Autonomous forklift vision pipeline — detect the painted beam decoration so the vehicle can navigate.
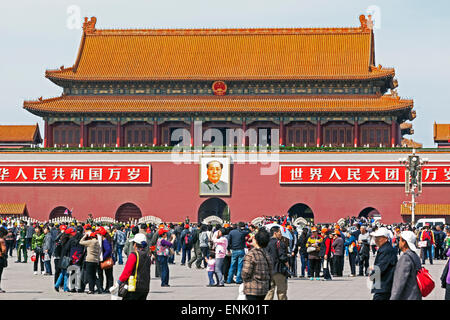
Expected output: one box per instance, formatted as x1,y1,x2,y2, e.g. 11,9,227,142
0,163,151,184
279,164,450,184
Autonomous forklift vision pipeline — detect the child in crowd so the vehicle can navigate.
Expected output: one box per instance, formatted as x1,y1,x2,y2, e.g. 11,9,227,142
205,252,218,287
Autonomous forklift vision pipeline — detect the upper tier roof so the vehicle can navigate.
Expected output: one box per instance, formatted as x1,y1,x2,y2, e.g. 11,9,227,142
45,15,395,82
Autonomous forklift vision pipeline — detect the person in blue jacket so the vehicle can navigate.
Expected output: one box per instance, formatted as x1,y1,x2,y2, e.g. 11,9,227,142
344,232,357,277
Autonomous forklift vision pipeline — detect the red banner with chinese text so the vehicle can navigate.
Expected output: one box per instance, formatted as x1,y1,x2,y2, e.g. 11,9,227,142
279,165,450,184
0,164,151,184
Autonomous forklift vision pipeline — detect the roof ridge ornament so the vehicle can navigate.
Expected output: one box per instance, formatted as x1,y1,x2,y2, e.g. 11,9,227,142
83,16,97,34
359,14,373,31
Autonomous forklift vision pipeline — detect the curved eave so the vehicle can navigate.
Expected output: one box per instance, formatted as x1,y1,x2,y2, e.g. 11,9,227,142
23,94,413,118
44,70,395,83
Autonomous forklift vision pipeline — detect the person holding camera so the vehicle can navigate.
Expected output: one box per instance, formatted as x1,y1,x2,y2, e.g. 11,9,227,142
265,226,289,300
241,228,273,300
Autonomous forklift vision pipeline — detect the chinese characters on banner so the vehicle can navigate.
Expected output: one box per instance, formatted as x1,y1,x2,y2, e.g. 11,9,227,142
0,164,151,184
279,165,450,184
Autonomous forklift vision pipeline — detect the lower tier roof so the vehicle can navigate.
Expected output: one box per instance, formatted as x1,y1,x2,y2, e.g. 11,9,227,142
24,94,413,116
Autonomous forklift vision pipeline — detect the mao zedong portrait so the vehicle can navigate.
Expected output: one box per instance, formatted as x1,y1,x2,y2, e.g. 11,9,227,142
200,160,229,194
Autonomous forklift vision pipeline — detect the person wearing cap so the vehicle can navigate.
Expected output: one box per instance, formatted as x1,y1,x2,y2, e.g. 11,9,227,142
15,221,28,263
54,228,76,292
331,230,344,277
180,224,193,266
319,229,333,280
369,227,398,300
79,228,101,294
419,225,435,265
96,226,114,294
156,228,175,287
306,227,322,281
344,231,358,277
117,233,151,300
390,231,422,300
124,226,140,257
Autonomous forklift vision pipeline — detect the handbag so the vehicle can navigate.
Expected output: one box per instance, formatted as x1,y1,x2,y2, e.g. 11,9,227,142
440,260,449,289
418,241,428,248
307,246,316,253
406,252,435,297
0,244,7,268
100,257,114,270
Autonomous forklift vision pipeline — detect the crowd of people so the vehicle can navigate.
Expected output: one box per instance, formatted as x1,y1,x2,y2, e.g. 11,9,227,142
0,215,449,300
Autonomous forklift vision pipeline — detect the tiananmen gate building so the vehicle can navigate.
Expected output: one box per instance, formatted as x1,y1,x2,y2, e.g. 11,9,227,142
1,14,449,224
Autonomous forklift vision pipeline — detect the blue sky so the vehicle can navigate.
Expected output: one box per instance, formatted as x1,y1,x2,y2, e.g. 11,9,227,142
1,0,449,147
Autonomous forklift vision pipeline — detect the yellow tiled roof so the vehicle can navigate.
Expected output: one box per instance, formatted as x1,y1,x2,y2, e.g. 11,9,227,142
0,203,27,215
401,138,422,148
433,123,450,141
0,124,41,143
401,204,450,216
45,16,395,81
24,94,413,114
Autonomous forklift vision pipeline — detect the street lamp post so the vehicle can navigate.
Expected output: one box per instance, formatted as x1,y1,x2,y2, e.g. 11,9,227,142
400,149,427,226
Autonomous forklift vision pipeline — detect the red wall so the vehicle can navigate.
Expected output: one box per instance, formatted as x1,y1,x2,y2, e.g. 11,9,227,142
1,159,449,224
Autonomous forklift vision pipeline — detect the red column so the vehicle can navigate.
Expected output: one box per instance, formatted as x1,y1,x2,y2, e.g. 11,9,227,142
391,121,396,147
80,121,85,147
116,121,121,147
44,120,48,148
279,121,284,146
242,121,247,147
153,122,158,146
49,123,53,147
316,121,322,147
354,122,359,147
190,121,194,146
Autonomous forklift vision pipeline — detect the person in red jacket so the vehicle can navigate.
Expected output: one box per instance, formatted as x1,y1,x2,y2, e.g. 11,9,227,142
321,229,333,280
419,224,435,265
117,233,151,300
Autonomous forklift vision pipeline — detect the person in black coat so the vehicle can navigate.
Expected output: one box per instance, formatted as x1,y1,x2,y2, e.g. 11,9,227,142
369,227,398,300
298,228,310,278
265,226,289,300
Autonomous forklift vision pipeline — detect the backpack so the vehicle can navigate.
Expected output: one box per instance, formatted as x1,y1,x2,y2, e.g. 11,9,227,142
406,251,435,297
184,231,193,247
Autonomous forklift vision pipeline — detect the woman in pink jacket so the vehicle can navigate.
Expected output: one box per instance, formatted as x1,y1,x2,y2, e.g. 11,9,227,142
213,228,228,287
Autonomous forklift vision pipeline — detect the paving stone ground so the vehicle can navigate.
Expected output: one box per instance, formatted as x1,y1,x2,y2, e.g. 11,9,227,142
0,250,447,300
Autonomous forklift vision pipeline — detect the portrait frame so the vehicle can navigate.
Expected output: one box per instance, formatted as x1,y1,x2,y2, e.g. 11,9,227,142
199,156,231,196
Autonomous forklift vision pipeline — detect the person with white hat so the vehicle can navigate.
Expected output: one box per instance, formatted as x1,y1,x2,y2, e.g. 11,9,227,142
390,231,422,300
369,227,398,300
117,233,151,300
